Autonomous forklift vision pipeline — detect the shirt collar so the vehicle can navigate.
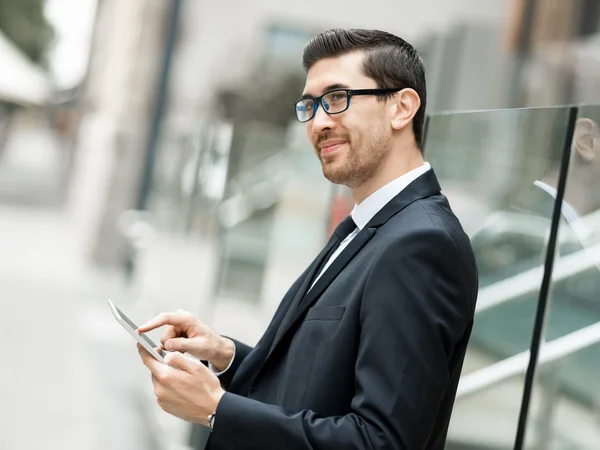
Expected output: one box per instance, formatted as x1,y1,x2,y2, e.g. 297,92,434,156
533,180,580,224
350,162,432,230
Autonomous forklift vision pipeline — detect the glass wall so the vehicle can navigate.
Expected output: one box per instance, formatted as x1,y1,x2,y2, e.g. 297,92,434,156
424,106,574,449
522,104,600,450
425,105,600,449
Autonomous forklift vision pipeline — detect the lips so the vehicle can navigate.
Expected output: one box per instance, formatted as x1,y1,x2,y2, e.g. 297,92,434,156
319,141,346,154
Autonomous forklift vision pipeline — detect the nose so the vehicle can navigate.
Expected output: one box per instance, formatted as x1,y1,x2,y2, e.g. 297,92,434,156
310,103,337,134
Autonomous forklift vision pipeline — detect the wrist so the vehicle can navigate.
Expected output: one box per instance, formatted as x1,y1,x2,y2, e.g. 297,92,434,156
205,387,225,429
212,338,235,372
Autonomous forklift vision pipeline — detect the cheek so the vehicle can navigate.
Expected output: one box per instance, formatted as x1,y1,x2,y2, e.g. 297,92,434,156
340,120,361,147
336,117,356,140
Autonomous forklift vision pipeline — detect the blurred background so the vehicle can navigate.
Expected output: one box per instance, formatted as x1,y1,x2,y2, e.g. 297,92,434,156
1,0,600,449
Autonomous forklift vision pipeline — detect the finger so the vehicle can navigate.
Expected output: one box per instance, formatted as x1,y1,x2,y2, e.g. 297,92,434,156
164,351,201,374
160,325,178,347
137,311,190,333
163,336,204,353
137,343,167,375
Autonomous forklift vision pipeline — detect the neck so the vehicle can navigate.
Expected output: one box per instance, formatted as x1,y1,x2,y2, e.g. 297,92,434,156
351,144,424,204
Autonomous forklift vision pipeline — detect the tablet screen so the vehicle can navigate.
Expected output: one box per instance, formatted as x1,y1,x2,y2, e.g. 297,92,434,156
113,302,167,358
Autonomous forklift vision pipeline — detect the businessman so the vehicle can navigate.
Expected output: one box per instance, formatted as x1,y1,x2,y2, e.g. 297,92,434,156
137,28,478,449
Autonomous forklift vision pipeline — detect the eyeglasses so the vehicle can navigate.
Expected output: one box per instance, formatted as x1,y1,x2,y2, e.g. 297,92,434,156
294,88,403,123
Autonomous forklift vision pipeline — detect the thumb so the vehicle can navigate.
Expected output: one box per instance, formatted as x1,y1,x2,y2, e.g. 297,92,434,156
164,351,198,373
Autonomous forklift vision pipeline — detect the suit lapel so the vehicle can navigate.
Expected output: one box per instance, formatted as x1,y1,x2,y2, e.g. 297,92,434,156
299,228,375,312
271,235,340,348
266,227,376,361
231,236,341,395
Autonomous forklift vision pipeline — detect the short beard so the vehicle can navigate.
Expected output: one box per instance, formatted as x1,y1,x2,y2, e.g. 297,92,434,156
322,127,389,188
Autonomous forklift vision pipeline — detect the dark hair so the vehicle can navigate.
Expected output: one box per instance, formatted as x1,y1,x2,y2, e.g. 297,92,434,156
302,28,427,150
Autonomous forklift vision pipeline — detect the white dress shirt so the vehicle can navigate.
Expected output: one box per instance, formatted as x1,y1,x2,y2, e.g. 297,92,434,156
309,162,432,290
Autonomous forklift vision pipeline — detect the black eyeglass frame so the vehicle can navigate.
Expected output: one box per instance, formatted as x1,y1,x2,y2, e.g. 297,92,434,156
294,88,404,123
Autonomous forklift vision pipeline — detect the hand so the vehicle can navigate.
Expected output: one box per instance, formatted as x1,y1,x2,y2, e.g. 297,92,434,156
137,310,235,371
137,343,225,425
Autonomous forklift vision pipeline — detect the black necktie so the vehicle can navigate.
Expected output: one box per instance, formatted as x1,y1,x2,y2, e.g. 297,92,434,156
332,215,357,242
305,215,357,295
307,215,357,288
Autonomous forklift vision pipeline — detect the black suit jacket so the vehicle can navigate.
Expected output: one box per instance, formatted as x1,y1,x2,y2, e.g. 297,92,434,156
207,169,478,450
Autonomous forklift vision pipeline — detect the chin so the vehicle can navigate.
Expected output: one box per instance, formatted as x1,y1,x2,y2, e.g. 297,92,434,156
322,167,353,186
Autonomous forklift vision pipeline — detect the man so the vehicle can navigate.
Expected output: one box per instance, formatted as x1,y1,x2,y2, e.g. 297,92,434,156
137,28,478,449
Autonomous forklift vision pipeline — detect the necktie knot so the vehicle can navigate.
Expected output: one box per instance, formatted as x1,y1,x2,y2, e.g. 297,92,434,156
333,215,357,241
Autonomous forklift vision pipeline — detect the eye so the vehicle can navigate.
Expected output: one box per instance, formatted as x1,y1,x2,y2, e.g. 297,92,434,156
297,100,314,112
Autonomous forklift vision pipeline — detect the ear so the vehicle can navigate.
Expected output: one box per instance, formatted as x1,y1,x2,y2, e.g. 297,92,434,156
573,118,597,163
389,88,421,132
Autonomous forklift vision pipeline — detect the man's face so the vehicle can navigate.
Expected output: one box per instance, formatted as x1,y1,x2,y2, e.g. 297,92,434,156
578,118,600,210
573,118,600,177
303,51,391,188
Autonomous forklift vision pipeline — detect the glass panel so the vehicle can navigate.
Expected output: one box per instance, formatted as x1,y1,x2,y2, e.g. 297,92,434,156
213,121,298,303
209,120,334,337
523,105,600,449
423,106,574,449
148,121,234,236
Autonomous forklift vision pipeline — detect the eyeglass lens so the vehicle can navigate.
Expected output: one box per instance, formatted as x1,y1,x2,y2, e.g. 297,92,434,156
295,90,349,122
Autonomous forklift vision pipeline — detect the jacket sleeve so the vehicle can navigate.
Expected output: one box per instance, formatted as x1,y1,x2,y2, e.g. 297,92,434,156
208,227,475,450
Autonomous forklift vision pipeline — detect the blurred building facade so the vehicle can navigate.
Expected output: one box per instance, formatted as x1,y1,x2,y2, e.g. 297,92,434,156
68,0,510,268
69,0,600,270
57,1,600,449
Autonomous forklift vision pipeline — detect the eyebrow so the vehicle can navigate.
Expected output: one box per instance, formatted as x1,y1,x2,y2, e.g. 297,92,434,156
301,83,351,100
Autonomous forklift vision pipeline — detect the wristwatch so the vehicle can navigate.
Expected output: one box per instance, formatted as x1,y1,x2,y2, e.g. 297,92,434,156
207,411,216,430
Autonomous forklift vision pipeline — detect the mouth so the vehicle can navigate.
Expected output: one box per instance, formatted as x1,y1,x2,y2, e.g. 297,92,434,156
319,141,346,155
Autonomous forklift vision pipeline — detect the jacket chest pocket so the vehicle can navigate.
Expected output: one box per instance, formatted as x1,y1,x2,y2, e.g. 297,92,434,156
291,305,347,351
305,305,346,321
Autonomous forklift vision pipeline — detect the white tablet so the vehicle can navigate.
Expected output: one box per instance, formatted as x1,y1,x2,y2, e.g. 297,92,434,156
108,299,168,364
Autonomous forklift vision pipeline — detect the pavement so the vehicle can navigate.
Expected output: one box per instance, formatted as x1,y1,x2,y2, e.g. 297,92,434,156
0,124,175,450
0,204,160,450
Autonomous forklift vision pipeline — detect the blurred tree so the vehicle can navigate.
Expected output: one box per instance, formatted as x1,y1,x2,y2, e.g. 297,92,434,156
0,0,54,162
0,0,54,66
